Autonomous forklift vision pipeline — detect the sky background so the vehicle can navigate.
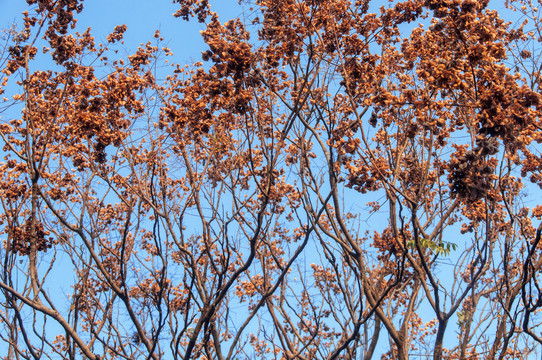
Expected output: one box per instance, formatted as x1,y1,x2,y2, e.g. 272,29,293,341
0,0,537,357
0,0,247,65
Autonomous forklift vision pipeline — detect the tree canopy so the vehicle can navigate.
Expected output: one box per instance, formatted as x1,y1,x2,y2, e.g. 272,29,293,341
1,0,542,359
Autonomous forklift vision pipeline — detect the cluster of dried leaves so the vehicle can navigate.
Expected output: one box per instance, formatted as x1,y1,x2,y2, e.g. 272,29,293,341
1,0,542,359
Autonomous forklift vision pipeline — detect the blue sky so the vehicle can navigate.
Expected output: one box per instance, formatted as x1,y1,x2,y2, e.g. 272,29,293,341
0,0,537,358
0,0,245,64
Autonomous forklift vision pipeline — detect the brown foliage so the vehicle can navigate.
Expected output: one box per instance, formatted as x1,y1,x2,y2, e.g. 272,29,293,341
1,0,542,359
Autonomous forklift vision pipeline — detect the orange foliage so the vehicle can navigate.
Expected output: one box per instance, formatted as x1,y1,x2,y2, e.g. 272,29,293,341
1,0,542,359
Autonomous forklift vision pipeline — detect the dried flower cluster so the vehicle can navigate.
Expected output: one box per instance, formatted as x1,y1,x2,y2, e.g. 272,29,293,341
1,0,542,359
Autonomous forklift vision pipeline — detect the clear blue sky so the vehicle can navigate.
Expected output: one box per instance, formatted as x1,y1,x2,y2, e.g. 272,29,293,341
0,0,533,358
0,0,245,64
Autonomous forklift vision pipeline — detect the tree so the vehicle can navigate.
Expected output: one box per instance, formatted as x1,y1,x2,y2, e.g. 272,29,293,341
1,0,542,359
